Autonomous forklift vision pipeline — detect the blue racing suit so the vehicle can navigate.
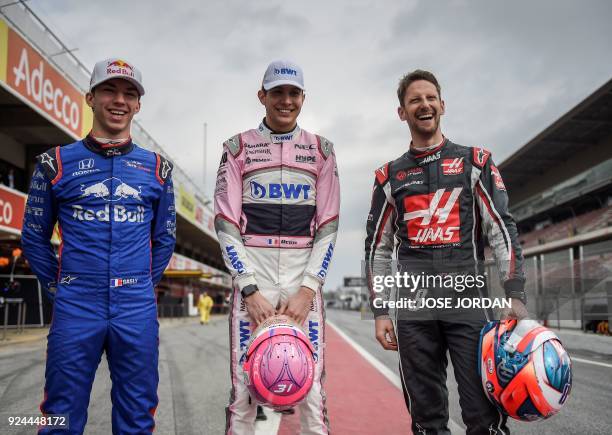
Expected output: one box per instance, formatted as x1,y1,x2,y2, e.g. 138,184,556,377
21,135,176,434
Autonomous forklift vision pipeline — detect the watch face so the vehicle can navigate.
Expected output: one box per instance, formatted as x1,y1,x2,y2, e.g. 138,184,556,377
241,285,258,298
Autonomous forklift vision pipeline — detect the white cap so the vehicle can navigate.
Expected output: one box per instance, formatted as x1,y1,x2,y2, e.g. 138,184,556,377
262,60,304,91
89,58,145,96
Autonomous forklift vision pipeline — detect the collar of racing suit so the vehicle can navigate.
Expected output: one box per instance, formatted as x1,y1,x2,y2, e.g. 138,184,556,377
409,136,447,157
83,134,135,157
257,118,301,144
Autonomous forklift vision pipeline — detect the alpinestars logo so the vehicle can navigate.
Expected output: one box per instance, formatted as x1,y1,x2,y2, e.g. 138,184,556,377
40,153,55,170
161,160,172,178
403,187,462,246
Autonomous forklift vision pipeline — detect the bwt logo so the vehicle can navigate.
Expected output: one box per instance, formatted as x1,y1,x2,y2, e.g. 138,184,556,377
309,320,319,361
239,320,251,364
317,243,334,279
226,245,245,273
271,133,293,142
250,181,311,200
274,67,297,76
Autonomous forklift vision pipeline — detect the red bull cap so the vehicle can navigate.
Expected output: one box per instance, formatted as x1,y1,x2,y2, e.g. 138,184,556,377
90,57,145,96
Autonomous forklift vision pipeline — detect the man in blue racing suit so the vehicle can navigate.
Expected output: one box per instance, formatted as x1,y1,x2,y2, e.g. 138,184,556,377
21,58,176,434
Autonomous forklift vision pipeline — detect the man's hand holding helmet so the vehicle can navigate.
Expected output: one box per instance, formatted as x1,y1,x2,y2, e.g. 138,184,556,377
244,290,276,326
278,286,316,326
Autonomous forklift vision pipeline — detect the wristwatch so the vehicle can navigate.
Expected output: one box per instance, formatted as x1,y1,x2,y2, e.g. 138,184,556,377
241,284,259,299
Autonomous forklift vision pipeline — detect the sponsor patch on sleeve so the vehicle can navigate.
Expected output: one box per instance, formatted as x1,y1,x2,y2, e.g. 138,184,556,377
375,163,390,185
491,165,506,190
37,147,61,183
155,154,173,185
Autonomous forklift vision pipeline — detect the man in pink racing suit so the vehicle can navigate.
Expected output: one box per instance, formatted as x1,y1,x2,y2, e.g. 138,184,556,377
214,60,340,435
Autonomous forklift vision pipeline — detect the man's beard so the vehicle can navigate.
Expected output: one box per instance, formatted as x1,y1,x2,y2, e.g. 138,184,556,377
411,115,440,136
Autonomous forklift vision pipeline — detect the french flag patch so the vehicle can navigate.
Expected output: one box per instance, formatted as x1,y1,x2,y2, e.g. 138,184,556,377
110,278,138,287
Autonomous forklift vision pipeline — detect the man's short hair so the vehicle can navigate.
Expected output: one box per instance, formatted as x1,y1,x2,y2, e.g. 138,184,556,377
397,70,441,106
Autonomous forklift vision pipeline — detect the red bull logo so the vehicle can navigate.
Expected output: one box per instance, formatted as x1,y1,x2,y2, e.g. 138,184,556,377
72,204,145,223
114,183,142,201
80,177,142,202
81,181,109,198
107,60,133,69
106,59,134,77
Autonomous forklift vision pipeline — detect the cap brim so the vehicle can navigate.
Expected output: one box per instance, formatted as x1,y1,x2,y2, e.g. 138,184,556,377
262,79,304,91
90,75,145,96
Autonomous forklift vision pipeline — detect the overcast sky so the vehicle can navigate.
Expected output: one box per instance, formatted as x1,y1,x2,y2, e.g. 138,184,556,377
28,0,612,289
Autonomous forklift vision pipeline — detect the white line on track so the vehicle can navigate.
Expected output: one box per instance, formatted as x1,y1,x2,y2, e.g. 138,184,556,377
327,320,464,434
327,320,401,389
571,356,612,368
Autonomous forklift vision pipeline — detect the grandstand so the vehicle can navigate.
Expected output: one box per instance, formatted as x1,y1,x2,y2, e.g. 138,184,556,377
486,77,612,330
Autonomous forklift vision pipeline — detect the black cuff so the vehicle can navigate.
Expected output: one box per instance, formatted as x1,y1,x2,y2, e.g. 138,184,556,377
370,303,389,318
504,279,526,304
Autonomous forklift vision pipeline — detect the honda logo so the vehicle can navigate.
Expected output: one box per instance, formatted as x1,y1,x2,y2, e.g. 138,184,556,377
78,158,94,170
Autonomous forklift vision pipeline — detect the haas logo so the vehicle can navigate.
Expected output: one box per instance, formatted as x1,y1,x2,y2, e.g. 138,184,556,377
404,187,462,246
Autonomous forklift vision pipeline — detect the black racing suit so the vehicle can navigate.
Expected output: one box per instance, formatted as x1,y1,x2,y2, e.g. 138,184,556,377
365,139,525,435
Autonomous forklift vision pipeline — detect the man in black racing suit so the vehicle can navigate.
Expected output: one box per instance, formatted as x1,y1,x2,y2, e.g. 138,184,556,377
365,70,527,435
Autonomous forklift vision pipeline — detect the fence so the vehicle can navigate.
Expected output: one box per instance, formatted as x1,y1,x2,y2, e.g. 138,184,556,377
0,274,47,327
486,238,612,329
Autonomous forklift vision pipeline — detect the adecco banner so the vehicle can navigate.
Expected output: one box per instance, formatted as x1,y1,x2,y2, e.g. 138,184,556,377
178,183,197,221
0,19,92,138
0,185,26,236
177,184,216,236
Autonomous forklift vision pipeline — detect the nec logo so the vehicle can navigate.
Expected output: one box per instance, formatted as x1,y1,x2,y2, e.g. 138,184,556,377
250,181,311,200
403,187,462,245
441,158,464,175
295,144,315,150
274,67,297,76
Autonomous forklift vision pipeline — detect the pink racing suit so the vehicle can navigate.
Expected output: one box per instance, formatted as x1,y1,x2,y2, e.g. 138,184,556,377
214,121,340,435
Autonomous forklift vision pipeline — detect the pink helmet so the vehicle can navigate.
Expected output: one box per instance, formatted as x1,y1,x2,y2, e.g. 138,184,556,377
243,315,315,410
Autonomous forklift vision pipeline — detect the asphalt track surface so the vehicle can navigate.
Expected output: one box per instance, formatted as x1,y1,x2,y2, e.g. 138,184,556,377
327,309,612,435
0,312,610,434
